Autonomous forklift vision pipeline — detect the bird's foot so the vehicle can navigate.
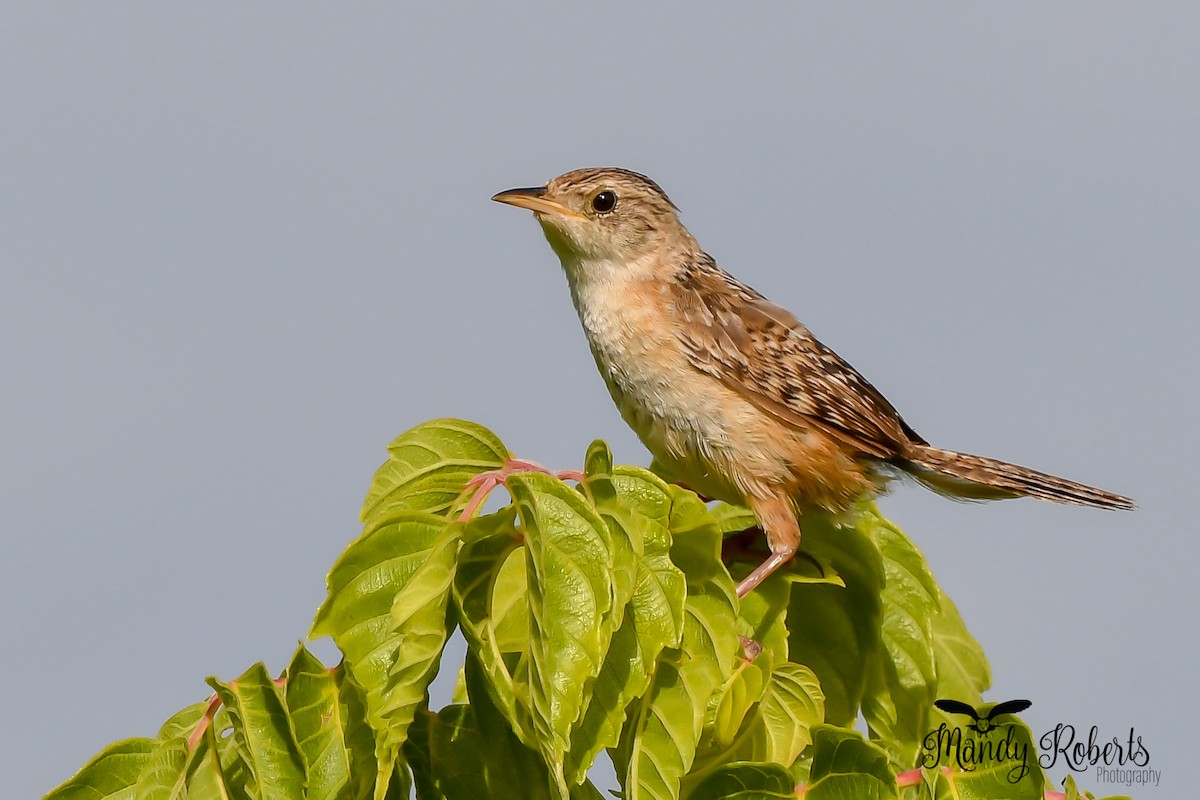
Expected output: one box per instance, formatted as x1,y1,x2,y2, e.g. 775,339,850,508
459,458,584,521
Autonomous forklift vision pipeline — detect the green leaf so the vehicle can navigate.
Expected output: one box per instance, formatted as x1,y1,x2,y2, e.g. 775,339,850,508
361,418,508,522
688,762,796,799
122,705,218,800
929,593,990,717
44,739,155,800
313,419,508,796
206,663,306,800
489,535,533,653
618,487,740,800
607,468,688,654
154,702,210,741
566,450,688,784
310,511,459,795
450,509,528,743
407,704,546,800
785,508,886,727
663,487,740,604
210,707,254,800
700,655,772,766
754,662,825,766
383,519,460,730
134,722,235,800
580,443,641,613
509,474,619,793
283,646,350,800
566,609,651,786
404,656,605,800
803,725,897,800
861,511,940,768
689,655,824,794
333,668,378,800
132,734,193,800
186,727,238,800
706,502,759,536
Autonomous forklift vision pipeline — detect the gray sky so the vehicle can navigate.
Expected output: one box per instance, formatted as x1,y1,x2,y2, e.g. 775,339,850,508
3,4,1195,797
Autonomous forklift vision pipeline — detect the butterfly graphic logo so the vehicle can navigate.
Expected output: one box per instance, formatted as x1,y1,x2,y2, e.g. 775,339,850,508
934,698,1032,735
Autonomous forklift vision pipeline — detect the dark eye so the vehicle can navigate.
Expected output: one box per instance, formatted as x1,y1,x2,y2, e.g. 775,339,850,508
591,190,617,213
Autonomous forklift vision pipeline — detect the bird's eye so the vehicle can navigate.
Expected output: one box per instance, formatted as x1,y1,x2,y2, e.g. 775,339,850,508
591,190,618,214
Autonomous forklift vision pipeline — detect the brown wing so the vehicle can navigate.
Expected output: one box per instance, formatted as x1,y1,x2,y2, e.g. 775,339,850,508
673,256,923,459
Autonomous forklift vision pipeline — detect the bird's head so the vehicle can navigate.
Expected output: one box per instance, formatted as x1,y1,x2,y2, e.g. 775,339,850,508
492,167,696,279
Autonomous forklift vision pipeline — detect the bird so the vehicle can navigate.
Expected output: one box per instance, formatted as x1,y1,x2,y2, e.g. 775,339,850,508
934,699,1033,735
491,167,1133,598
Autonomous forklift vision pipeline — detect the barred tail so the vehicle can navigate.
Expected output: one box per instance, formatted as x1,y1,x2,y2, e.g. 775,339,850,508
903,445,1135,510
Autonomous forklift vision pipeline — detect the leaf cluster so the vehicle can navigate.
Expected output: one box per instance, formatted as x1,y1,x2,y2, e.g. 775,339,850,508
46,419,1133,800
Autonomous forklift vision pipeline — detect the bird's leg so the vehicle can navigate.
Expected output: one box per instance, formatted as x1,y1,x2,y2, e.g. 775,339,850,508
459,458,584,522
735,493,800,598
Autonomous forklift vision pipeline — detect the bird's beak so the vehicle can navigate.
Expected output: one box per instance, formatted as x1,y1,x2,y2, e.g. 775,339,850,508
491,186,586,219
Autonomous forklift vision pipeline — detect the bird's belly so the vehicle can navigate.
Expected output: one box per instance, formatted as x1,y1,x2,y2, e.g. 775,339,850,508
591,336,821,505
606,367,751,503
616,376,873,510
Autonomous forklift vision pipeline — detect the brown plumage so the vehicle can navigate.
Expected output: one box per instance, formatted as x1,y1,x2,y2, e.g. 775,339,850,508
493,167,1133,597
672,253,1133,511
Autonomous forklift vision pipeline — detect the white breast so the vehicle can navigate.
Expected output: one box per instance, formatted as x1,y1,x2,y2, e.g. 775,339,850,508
562,263,761,501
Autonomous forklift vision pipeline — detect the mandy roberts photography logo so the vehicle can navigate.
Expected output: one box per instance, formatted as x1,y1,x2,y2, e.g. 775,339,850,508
923,698,1159,789
922,699,1034,783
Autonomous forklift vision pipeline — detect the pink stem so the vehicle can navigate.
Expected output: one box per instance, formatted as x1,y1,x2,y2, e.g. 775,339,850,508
458,475,501,522
457,459,585,523
185,693,223,752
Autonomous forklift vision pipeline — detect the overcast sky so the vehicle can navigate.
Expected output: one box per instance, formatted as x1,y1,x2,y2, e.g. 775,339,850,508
3,4,1196,797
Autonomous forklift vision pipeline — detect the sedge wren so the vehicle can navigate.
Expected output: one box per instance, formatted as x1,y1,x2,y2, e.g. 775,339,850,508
493,167,1133,598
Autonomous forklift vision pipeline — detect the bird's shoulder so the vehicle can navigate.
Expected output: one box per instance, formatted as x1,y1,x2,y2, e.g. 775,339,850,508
669,254,922,458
